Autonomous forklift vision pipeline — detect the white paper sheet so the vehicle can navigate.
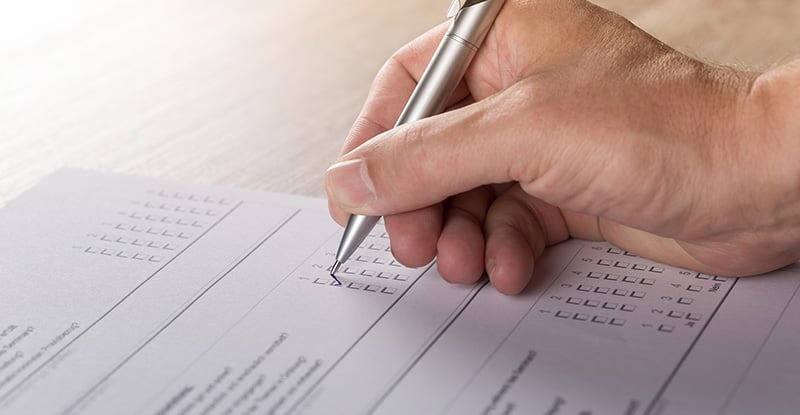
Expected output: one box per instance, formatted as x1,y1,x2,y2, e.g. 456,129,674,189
0,169,797,415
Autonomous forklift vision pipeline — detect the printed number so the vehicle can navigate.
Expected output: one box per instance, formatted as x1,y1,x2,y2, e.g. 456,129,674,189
651,309,664,315
550,296,563,301
312,264,324,269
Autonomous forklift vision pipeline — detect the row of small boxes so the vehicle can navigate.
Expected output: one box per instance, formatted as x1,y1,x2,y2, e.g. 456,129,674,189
122,211,207,227
312,278,398,295
154,191,232,205
84,246,164,263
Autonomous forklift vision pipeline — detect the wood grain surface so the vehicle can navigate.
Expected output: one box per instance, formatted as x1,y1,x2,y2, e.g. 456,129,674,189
1,0,799,205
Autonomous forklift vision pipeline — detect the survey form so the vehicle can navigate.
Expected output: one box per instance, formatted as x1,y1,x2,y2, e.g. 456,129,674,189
0,169,798,415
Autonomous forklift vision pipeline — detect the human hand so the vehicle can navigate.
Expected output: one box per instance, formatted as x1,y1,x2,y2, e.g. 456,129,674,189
325,0,800,294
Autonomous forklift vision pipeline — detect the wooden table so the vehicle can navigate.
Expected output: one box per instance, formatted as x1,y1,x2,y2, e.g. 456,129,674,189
2,0,799,206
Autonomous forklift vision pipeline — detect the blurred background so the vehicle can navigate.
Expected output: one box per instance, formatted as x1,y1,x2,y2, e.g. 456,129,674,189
1,0,799,205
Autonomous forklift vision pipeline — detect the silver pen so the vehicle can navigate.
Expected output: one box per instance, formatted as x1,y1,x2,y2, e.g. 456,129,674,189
331,0,506,278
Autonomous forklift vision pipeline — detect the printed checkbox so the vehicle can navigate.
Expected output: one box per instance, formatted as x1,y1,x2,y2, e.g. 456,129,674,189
687,313,702,321
621,304,636,312
598,259,613,266
177,219,191,226
614,261,630,269
342,267,357,275
577,285,593,292
573,313,589,321
696,273,711,280
556,311,572,319
594,286,610,294
364,285,380,292
632,264,647,271
592,316,608,324
132,239,146,246
650,266,664,273
630,291,646,299
587,272,603,279
610,318,626,326
162,229,177,237
100,235,113,242
640,278,655,286
389,260,402,267
177,232,192,239
313,278,328,285
376,272,392,279
191,221,204,228
604,274,620,281
602,302,619,310
355,255,371,263
160,217,175,224
149,255,163,262
164,244,178,251
622,276,638,283
668,310,685,318
567,297,583,305
381,287,397,295
347,282,363,290
117,251,132,258
205,210,217,217
372,257,388,265
677,297,694,305
367,243,383,251
147,227,163,235
116,224,130,231
394,274,409,281
116,237,131,244
100,249,115,256
584,300,600,308
360,269,376,277
148,241,165,249
607,247,622,254
713,276,726,282
658,324,675,333
612,288,629,296
687,285,702,292
133,253,147,260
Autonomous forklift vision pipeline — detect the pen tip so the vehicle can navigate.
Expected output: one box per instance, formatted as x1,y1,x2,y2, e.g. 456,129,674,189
330,260,342,285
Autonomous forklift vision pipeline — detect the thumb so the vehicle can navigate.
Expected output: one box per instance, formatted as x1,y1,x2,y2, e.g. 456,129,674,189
325,89,547,216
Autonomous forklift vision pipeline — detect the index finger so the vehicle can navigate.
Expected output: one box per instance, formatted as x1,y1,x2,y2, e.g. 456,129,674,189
340,21,472,155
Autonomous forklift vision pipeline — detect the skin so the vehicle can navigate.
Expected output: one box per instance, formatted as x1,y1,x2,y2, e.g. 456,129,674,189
325,0,800,295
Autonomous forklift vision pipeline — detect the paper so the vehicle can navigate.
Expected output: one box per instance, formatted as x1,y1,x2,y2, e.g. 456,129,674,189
0,169,798,415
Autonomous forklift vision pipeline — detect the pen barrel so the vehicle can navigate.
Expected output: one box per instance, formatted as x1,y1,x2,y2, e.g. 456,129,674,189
395,0,504,126
336,214,381,262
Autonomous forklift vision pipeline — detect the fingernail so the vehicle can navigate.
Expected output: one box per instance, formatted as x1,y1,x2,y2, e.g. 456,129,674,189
486,259,496,277
326,158,376,208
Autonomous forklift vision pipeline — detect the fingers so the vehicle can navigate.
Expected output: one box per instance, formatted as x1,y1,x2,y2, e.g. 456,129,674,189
484,186,569,295
384,205,442,268
436,186,495,284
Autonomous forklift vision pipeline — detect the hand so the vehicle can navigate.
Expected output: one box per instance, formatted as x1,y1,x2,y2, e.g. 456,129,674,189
325,0,800,294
